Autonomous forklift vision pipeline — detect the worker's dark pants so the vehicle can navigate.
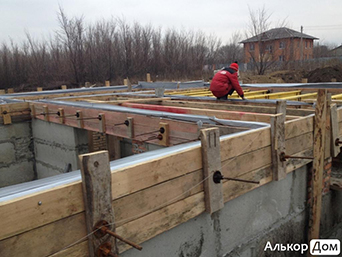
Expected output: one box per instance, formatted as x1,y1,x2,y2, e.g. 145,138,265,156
216,89,235,100
216,94,228,100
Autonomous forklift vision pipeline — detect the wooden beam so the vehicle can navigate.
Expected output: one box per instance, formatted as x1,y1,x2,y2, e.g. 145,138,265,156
271,100,286,181
99,113,106,133
61,85,67,90
79,151,117,257
127,117,134,138
309,89,327,242
200,127,224,214
330,104,340,157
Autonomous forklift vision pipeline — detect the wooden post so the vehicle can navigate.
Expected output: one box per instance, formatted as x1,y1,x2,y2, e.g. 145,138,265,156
43,105,49,122
37,87,43,91
324,94,332,159
200,127,224,214
1,105,12,125
58,108,65,124
302,78,308,83
7,88,14,94
61,85,67,90
330,104,340,157
99,113,106,133
146,73,151,82
331,78,337,82
107,135,121,160
158,122,170,146
0,89,5,95
271,100,286,181
105,81,110,87
127,117,134,138
123,79,128,86
309,89,327,242
30,104,36,118
77,110,84,128
127,78,132,92
79,151,118,257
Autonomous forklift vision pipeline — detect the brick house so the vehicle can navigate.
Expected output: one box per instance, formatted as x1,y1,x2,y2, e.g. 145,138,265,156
240,27,318,64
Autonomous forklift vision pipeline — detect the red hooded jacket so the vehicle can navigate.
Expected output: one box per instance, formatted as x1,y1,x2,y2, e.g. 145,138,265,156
210,67,244,98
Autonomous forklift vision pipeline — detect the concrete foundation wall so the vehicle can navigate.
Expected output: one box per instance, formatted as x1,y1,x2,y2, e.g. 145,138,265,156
0,122,35,187
32,119,88,178
121,165,342,257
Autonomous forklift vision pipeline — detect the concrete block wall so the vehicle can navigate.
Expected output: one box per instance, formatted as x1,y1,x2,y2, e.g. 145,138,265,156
121,165,342,257
32,119,88,178
0,122,35,187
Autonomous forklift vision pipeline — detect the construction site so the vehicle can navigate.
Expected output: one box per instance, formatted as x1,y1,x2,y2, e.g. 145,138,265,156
1,78,342,257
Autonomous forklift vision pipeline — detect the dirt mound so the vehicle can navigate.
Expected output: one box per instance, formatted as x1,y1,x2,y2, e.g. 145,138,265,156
306,66,342,83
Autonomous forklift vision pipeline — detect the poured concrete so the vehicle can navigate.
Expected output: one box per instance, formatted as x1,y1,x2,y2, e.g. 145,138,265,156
32,119,88,178
0,122,35,187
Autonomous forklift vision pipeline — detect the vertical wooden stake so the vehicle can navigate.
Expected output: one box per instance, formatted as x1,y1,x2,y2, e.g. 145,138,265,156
127,117,134,138
30,104,36,118
330,104,340,157
77,110,84,128
99,113,106,133
7,88,14,94
201,127,224,214
146,73,151,82
61,85,67,90
0,89,5,95
324,94,332,159
105,81,110,87
271,100,286,181
43,105,49,122
309,89,327,242
127,78,132,92
37,87,43,91
1,105,12,125
79,151,117,257
123,79,128,86
58,108,65,124
159,122,170,146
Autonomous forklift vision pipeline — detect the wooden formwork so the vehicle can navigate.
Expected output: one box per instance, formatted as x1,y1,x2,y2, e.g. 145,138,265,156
0,88,341,256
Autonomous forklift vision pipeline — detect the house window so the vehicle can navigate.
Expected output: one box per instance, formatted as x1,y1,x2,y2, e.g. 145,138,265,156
250,43,255,51
305,41,308,48
279,55,285,61
279,42,285,49
266,45,273,53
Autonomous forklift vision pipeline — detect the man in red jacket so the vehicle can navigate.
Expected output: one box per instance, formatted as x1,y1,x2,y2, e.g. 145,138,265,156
210,62,246,100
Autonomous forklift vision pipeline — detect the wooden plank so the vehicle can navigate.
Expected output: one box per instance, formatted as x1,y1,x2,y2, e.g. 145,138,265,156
200,128,224,214
330,104,340,157
285,115,314,139
50,241,88,257
127,117,134,138
0,211,87,257
271,101,286,181
309,89,327,242
116,192,205,252
220,127,271,162
161,100,314,116
77,110,84,128
79,151,117,256
114,169,203,227
122,102,279,123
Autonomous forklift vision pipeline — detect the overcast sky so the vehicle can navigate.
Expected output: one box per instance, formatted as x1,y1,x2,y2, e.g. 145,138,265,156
1,0,342,47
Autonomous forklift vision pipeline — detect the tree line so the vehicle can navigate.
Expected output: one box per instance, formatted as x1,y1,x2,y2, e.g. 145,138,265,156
0,9,243,90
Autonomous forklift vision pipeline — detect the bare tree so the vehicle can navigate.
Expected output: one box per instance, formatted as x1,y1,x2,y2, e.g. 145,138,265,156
244,6,287,74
